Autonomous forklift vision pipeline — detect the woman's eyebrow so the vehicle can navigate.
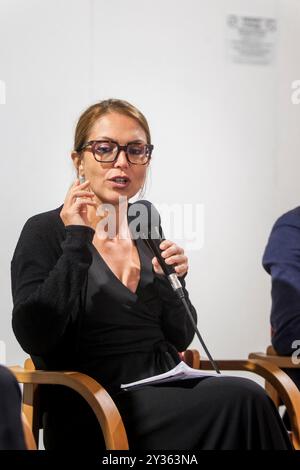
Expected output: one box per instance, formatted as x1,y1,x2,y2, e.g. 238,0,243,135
93,136,115,142
95,137,146,144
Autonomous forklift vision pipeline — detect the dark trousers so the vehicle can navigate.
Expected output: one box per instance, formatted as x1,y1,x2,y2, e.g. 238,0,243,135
0,365,26,450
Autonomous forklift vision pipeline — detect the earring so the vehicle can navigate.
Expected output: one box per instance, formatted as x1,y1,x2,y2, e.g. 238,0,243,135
78,163,85,184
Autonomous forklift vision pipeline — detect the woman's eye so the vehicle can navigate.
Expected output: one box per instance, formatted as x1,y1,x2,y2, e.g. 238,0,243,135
129,146,144,155
95,144,113,154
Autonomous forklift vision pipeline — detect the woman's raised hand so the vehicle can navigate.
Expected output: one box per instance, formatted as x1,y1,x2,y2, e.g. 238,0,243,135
60,179,97,227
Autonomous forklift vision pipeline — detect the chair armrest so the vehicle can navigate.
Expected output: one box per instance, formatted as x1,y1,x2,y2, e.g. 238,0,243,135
249,352,299,368
182,349,200,368
198,358,300,450
9,366,128,450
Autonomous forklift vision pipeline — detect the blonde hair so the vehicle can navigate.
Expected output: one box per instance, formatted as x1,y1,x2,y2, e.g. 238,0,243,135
74,98,151,152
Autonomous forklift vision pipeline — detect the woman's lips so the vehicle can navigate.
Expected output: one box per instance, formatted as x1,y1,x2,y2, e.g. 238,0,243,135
107,179,130,189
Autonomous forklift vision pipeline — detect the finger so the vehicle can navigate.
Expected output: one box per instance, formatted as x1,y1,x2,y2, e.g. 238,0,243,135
73,178,90,188
65,185,94,207
72,190,95,199
75,199,97,208
64,179,90,202
175,264,188,276
68,179,91,193
159,240,172,250
164,254,187,265
70,180,94,197
161,244,184,259
152,257,164,274
70,178,89,189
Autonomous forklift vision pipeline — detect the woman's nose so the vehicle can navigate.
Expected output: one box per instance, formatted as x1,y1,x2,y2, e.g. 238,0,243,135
113,150,129,168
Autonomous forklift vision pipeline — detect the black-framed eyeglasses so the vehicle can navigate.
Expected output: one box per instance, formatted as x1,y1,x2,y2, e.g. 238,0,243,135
78,140,153,165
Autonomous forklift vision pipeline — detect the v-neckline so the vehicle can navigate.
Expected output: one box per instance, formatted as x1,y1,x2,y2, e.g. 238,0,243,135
91,237,145,297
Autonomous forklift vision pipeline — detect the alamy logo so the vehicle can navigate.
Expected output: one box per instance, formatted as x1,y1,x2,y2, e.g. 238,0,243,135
291,340,300,365
94,198,205,251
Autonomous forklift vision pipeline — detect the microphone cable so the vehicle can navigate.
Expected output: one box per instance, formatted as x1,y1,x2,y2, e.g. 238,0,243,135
142,236,221,375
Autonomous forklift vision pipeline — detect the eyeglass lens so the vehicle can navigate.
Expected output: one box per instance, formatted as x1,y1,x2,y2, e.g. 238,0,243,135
92,141,150,164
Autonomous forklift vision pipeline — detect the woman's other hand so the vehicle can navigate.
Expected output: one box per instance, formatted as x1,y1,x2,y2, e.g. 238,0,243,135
60,179,97,227
152,240,188,277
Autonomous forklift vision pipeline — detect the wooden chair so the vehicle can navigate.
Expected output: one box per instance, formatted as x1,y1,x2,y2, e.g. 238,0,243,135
10,358,128,450
21,411,37,450
249,346,300,416
9,349,300,450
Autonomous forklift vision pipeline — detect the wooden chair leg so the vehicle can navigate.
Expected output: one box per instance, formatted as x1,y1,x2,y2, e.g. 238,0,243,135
21,411,37,450
22,383,40,448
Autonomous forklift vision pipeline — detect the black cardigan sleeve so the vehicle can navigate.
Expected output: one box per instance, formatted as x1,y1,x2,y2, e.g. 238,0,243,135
11,216,95,356
155,273,198,352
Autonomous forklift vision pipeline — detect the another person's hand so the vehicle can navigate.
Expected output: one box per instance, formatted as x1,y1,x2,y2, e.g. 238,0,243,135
60,179,97,227
152,240,188,277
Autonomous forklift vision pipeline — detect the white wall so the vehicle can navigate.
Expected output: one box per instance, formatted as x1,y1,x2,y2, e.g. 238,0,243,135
276,0,300,215
0,0,299,367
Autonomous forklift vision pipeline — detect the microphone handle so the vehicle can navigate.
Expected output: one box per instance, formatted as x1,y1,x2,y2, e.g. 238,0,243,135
143,236,175,277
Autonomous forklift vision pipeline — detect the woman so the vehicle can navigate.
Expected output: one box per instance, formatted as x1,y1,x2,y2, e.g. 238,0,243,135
11,99,291,450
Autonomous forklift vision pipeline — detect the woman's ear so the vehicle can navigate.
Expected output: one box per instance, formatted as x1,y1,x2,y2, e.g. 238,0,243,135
71,151,83,176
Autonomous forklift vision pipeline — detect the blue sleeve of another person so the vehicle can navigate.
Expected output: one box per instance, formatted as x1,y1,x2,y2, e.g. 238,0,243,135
263,207,300,355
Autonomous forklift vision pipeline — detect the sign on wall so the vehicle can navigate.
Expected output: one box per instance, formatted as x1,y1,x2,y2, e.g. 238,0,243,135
226,15,277,65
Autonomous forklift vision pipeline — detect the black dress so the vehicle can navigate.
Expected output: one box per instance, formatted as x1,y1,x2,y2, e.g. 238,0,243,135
11,205,291,450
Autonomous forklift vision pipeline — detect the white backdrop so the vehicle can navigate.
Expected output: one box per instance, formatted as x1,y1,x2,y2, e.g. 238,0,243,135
1,0,300,367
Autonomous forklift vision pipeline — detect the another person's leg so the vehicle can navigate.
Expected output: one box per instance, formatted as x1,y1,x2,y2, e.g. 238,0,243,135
0,365,26,450
281,369,300,430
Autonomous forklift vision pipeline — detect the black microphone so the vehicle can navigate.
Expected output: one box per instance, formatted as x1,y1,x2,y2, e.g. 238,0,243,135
128,199,184,298
145,234,186,298
128,199,221,374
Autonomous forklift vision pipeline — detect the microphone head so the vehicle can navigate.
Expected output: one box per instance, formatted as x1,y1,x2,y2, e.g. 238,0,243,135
128,199,162,240
129,200,176,276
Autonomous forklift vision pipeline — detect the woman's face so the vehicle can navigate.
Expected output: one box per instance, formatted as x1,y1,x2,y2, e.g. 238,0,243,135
74,112,149,205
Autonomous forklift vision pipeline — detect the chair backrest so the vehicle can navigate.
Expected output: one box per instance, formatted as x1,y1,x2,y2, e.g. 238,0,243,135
181,349,200,369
